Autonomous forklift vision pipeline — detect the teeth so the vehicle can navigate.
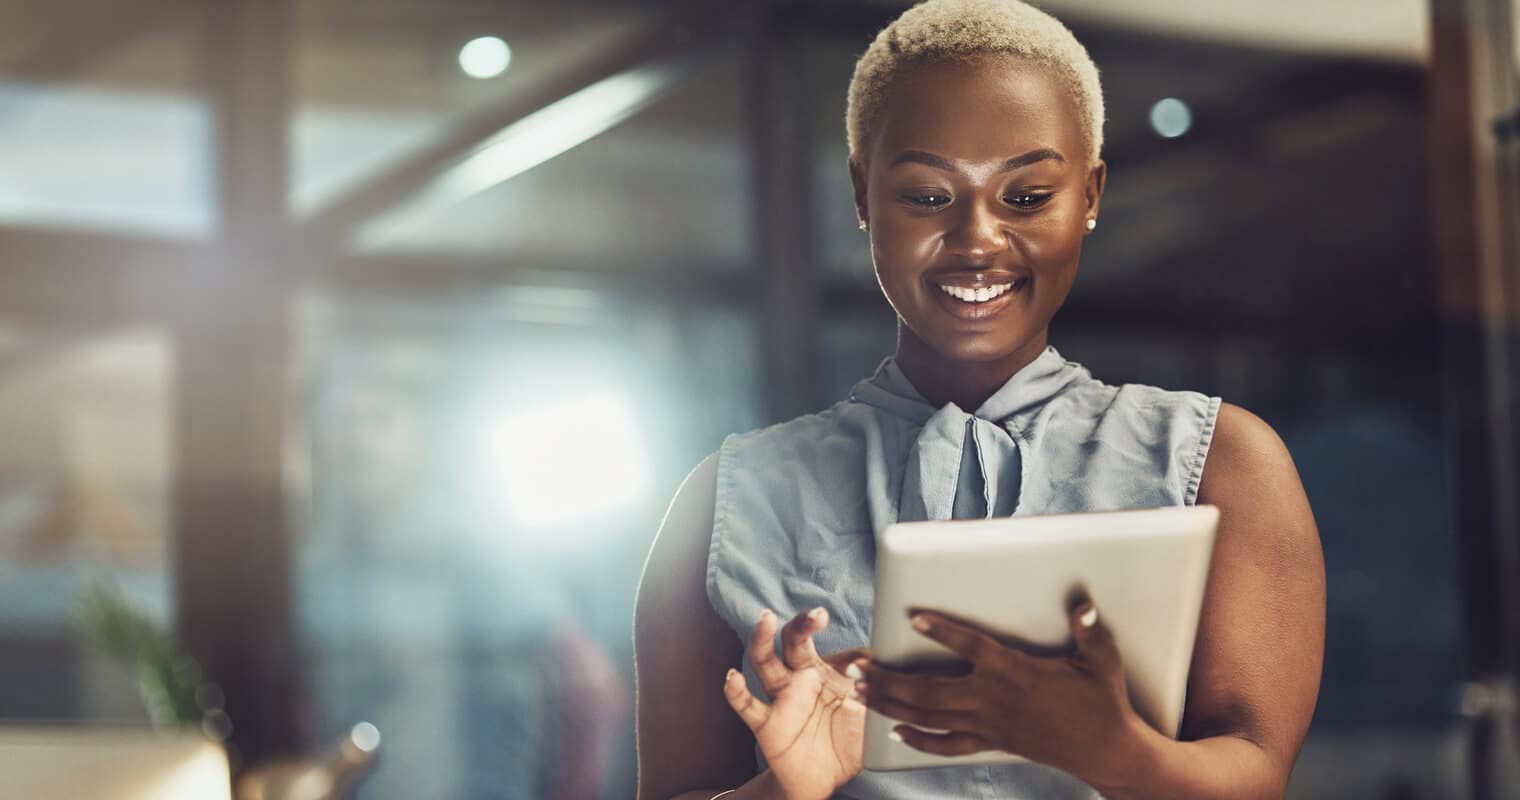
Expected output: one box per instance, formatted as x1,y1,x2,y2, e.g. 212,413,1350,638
937,281,1016,303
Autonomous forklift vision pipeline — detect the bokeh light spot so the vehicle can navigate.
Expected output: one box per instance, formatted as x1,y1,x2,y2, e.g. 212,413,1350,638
459,36,511,79
1149,97,1192,139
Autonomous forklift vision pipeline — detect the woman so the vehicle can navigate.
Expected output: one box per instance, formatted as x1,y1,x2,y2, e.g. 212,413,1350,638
636,1,1324,798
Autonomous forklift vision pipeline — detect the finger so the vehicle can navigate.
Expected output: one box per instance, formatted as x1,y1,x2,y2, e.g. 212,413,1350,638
1068,600,1121,675
748,609,789,689
859,662,979,712
890,725,989,757
723,668,771,732
824,648,870,695
909,612,1006,666
822,647,870,676
780,607,826,670
861,687,977,732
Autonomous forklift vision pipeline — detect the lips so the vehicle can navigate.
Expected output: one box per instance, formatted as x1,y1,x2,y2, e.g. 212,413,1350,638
928,267,1027,287
925,269,1029,320
938,280,1021,303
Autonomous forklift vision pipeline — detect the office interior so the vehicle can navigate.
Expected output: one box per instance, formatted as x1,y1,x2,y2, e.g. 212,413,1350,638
0,0,1517,798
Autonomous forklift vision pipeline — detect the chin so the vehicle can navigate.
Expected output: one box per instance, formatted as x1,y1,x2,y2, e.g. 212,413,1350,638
923,330,1032,364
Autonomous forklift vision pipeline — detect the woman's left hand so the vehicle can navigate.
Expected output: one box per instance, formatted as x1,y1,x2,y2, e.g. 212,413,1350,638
856,599,1145,787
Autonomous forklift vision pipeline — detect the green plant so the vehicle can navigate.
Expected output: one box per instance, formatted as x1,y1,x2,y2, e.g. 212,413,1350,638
76,582,225,733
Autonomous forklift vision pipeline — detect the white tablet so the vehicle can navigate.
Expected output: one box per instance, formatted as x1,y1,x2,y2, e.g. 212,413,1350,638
864,505,1219,771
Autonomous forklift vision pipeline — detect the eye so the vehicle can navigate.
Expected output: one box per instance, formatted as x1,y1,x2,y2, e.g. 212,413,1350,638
1005,192,1053,210
900,192,951,209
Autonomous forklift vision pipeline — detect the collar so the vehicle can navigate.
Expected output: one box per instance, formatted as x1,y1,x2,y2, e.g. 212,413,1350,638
847,346,1086,523
849,345,1083,430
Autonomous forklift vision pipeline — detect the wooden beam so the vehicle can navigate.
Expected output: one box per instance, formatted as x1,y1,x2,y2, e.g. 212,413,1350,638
747,9,822,424
1428,1,1520,794
174,0,300,768
298,23,710,259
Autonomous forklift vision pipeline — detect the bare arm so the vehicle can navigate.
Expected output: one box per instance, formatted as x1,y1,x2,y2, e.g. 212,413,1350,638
636,455,871,800
634,455,767,800
1101,403,1326,799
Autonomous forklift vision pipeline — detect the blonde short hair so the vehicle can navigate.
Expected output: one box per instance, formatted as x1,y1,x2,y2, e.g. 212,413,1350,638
846,0,1105,167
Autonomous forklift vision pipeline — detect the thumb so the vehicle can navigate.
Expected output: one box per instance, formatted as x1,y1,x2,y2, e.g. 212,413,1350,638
1068,598,1121,675
723,668,771,732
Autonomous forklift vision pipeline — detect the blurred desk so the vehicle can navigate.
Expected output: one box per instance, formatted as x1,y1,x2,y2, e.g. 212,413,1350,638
0,726,230,800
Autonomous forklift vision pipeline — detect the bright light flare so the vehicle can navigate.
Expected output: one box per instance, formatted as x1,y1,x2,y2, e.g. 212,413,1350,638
490,392,650,527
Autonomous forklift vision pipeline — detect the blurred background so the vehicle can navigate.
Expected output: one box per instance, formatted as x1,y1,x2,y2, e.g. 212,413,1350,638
0,0,1517,798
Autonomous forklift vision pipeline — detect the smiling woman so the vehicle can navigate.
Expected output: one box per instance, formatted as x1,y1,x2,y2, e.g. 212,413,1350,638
635,1,1324,799
850,54,1100,393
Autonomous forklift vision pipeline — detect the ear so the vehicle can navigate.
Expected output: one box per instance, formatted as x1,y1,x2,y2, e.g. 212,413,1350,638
849,157,870,228
1083,159,1107,224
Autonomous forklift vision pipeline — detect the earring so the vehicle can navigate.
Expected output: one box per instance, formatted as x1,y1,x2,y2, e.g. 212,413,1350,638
858,219,869,231
1085,218,1097,231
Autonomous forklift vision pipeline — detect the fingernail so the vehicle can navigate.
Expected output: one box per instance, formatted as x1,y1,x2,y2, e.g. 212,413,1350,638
1080,606,1099,628
808,607,826,621
725,668,737,683
910,615,931,633
888,728,904,743
760,608,774,622
845,663,863,680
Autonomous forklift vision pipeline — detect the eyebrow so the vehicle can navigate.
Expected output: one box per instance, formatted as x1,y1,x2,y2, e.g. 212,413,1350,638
888,148,1066,171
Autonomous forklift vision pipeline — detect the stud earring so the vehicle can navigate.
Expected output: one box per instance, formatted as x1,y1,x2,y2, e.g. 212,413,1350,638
858,219,868,231
1085,218,1097,231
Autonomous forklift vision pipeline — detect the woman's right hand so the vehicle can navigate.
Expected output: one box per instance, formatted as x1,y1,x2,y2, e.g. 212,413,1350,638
722,608,866,800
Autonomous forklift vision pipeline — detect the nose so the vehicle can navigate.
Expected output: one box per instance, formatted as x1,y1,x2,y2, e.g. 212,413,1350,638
943,198,1009,260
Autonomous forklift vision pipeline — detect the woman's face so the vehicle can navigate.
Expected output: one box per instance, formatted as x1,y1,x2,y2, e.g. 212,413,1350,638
852,55,1105,366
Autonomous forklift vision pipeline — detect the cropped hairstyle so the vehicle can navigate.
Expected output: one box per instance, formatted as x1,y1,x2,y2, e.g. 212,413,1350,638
846,0,1105,167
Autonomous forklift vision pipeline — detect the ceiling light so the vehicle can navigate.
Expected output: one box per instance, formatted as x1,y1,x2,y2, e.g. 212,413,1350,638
1149,98,1192,139
459,36,511,79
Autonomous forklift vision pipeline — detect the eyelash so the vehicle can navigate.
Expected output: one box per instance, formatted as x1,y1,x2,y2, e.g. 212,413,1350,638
900,192,1053,210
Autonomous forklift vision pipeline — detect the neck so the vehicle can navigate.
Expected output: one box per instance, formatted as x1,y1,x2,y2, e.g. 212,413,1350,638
894,325,1049,411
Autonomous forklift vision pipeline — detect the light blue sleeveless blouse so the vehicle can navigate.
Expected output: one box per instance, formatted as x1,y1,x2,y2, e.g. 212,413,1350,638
706,346,1220,799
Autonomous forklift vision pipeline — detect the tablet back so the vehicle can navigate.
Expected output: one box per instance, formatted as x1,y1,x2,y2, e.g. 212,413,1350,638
864,505,1218,771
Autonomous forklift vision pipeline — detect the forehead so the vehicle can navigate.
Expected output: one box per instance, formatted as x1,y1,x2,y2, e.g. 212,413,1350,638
869,55,1084,166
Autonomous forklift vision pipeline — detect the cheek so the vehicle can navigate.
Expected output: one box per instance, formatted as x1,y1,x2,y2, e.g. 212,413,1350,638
870,225,939,288
1015,222,1085,279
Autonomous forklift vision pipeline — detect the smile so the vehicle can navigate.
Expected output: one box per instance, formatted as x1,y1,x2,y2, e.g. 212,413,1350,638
937,281,1016,303
927,275,1029,321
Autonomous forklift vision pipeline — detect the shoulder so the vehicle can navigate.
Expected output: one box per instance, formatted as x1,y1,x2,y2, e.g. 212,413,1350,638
644,453,718,577
1196,402,1321,556
1050,364,1213,427
636,454,722,644
1198,403,1299,500
1045,372,1217,454
718,400,888,481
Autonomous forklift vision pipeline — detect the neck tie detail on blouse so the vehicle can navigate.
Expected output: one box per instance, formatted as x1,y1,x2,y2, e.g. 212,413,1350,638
849,347,1080,524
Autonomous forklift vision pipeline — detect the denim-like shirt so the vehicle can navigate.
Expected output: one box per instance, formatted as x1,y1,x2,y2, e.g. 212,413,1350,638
706,346,1220,799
